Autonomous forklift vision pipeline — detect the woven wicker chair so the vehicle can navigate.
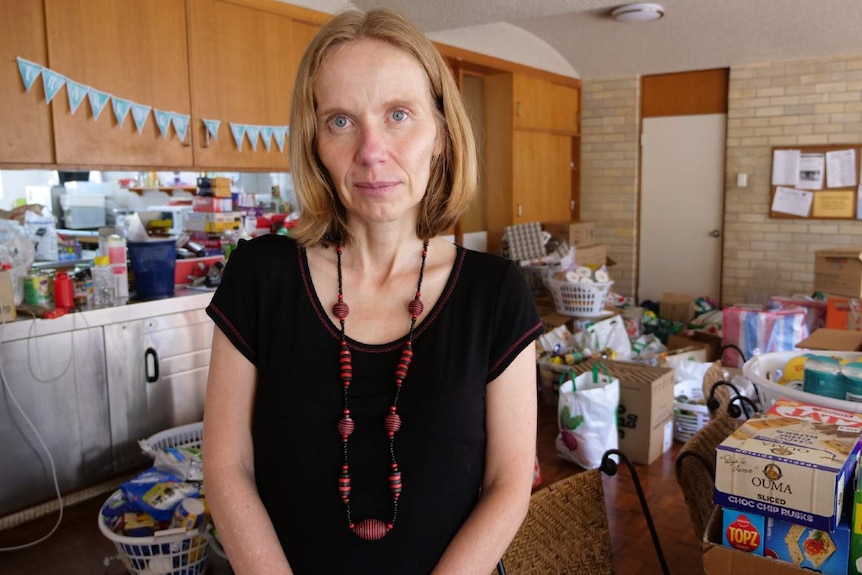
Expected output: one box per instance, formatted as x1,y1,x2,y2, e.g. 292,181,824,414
701,360,730,419
497,469,614,575
675,413,742,540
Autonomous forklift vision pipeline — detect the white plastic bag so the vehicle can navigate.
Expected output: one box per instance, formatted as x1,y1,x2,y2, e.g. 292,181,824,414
573,314,632,360
555,363,620,469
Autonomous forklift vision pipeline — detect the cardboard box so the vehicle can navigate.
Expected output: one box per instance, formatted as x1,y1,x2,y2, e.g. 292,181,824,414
796,328,862,352
0,271,15,322
668,331,722,362
826,297,862,331
574,244,607,269
723,508,765,555
565,359,674,464
542,221,596,247
765,515,851,575
660,292,696,323
714,411,862,531
704,508,813,575
540,311,575,333
815,247,862,299
660,345,707,369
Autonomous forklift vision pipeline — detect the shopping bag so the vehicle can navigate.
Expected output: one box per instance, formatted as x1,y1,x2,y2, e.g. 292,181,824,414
572,314,633,360
555,363,620,469
722,306,808,367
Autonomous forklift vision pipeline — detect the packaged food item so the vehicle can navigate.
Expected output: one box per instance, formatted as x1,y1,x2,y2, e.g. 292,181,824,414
170,497,206,531
120,468,200,522
803,355,845,400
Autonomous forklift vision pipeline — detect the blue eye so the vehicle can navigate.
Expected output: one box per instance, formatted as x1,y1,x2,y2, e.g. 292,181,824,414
392,110,407,122
331,115,349,129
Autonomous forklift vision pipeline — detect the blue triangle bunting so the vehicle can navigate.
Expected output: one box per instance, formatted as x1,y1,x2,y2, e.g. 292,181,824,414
66,80,89,115
171,113,190,142
131,103,151,134
16,57,43,92
246,125,260,151
88,90,110,121
273,126,287,152
41,69,66,105
153,109,171,139
260,126,273,151
203,118,220,141
112,97,132,127
230,123,247,151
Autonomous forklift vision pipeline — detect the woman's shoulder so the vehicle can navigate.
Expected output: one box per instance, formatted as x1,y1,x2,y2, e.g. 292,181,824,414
459,245,517,275
233,233,300,261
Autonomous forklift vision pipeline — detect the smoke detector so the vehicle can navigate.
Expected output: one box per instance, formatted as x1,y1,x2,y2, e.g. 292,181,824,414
611,3,665,22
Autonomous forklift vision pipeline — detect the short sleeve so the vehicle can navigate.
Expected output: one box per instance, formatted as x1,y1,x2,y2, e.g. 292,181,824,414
487,260,542,382
206,238,260,365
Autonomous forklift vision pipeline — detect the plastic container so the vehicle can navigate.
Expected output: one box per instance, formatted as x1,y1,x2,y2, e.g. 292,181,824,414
547,278,613,317
673,380,710,443
92,255,115,308
99,422,210,575
52,271,74,310
742,350,862,412
128,239,177,301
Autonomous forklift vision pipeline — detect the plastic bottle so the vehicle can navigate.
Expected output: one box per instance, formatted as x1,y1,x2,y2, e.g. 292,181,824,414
92,256,115,308
53,271,74,310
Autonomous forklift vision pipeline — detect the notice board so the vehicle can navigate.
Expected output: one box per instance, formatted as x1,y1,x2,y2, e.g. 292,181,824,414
769,144,862,219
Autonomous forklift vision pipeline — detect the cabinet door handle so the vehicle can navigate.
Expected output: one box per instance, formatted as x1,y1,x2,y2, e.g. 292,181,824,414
517,204,523,217
145,347,160,383
516,102,522,116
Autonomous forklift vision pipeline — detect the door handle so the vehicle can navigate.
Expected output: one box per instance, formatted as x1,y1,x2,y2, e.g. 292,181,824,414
145,347,160,383
709,229,721,238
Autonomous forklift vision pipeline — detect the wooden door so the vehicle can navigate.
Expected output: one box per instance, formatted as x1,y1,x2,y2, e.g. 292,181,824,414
44,0,193,168
289,19,319,113
188,0,294,170
513,131,572,223
0,0,54,165
639,115,725,302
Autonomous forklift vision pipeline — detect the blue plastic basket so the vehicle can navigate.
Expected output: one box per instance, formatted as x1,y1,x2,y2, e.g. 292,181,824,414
128,239,177,300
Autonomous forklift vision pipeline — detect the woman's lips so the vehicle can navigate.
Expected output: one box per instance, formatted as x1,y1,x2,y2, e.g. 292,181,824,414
354,181,399,196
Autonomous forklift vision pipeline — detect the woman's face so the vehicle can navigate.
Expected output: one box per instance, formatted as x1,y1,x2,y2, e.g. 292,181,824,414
314,38,441,230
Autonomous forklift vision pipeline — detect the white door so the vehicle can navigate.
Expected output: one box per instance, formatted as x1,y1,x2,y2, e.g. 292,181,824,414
639,114,725,303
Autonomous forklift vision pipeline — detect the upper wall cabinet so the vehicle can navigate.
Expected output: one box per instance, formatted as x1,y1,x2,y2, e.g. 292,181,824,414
44,0,193,168
513,74,579,135
1,0,54,165
188,0,297,170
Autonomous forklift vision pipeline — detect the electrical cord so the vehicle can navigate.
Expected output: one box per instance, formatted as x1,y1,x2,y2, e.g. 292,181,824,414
0,304,65,552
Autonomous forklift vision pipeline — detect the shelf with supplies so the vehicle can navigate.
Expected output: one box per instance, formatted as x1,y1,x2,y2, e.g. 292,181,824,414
769,143,862,220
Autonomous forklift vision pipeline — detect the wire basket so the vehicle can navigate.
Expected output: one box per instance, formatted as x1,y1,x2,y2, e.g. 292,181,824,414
100,422,210,575
547,278,613,317
673,381,710,443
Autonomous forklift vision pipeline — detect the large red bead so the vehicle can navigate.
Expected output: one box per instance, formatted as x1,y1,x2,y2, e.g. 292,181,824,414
384,413,401,434
337,416,355,437
333,300,350,320
408,299,424,317
353,518,388,540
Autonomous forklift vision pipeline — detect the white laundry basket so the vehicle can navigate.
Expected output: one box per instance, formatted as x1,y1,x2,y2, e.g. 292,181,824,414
742,350,862,412
673,380,710,442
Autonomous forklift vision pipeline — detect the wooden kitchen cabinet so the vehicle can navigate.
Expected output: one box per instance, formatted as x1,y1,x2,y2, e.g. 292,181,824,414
513,73,579,134
0,0,55,165
512,131,573,223
188,0,297,170
484,72,578,253
44,0,193,168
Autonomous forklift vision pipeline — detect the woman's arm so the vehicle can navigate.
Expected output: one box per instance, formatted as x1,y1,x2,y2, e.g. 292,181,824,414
203,328,294,574
431,345,537,574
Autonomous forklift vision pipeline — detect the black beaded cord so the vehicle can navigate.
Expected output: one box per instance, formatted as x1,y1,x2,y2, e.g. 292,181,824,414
333,240,429,541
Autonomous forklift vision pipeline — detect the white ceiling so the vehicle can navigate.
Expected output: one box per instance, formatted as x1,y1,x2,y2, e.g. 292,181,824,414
286,0,862,80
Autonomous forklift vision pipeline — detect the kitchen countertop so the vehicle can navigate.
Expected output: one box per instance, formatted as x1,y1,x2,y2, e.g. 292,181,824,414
0,287,214,343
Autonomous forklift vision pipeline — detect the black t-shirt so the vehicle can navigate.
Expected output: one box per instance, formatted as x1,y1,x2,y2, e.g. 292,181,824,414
207,235,542,574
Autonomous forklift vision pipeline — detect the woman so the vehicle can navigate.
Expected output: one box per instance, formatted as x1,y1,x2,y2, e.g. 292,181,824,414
203,7,542,574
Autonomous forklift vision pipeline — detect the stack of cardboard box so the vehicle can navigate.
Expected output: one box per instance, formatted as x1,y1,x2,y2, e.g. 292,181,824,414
542,221,608,269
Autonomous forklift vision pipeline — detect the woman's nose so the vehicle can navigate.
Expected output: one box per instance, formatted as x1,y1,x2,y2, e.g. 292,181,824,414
356,125,388,165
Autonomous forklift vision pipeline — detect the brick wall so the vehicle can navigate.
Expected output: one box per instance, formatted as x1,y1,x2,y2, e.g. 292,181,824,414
580,77,640,298
581,53,862,305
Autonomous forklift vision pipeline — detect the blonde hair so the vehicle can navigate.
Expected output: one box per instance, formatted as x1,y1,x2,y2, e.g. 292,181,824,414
288,7,477,247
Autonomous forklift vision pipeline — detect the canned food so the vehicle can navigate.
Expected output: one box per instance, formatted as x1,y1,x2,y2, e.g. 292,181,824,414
170,497,205,531
23,270,52,308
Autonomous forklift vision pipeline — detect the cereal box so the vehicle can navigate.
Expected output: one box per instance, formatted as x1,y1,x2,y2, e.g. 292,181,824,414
714,411,862,531
850,462,862,574
767,399,862,429
765,516,851,575
722,508,765,555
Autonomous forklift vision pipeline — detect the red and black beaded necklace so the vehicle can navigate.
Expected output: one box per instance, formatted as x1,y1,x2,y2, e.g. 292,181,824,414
332,240,429,541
